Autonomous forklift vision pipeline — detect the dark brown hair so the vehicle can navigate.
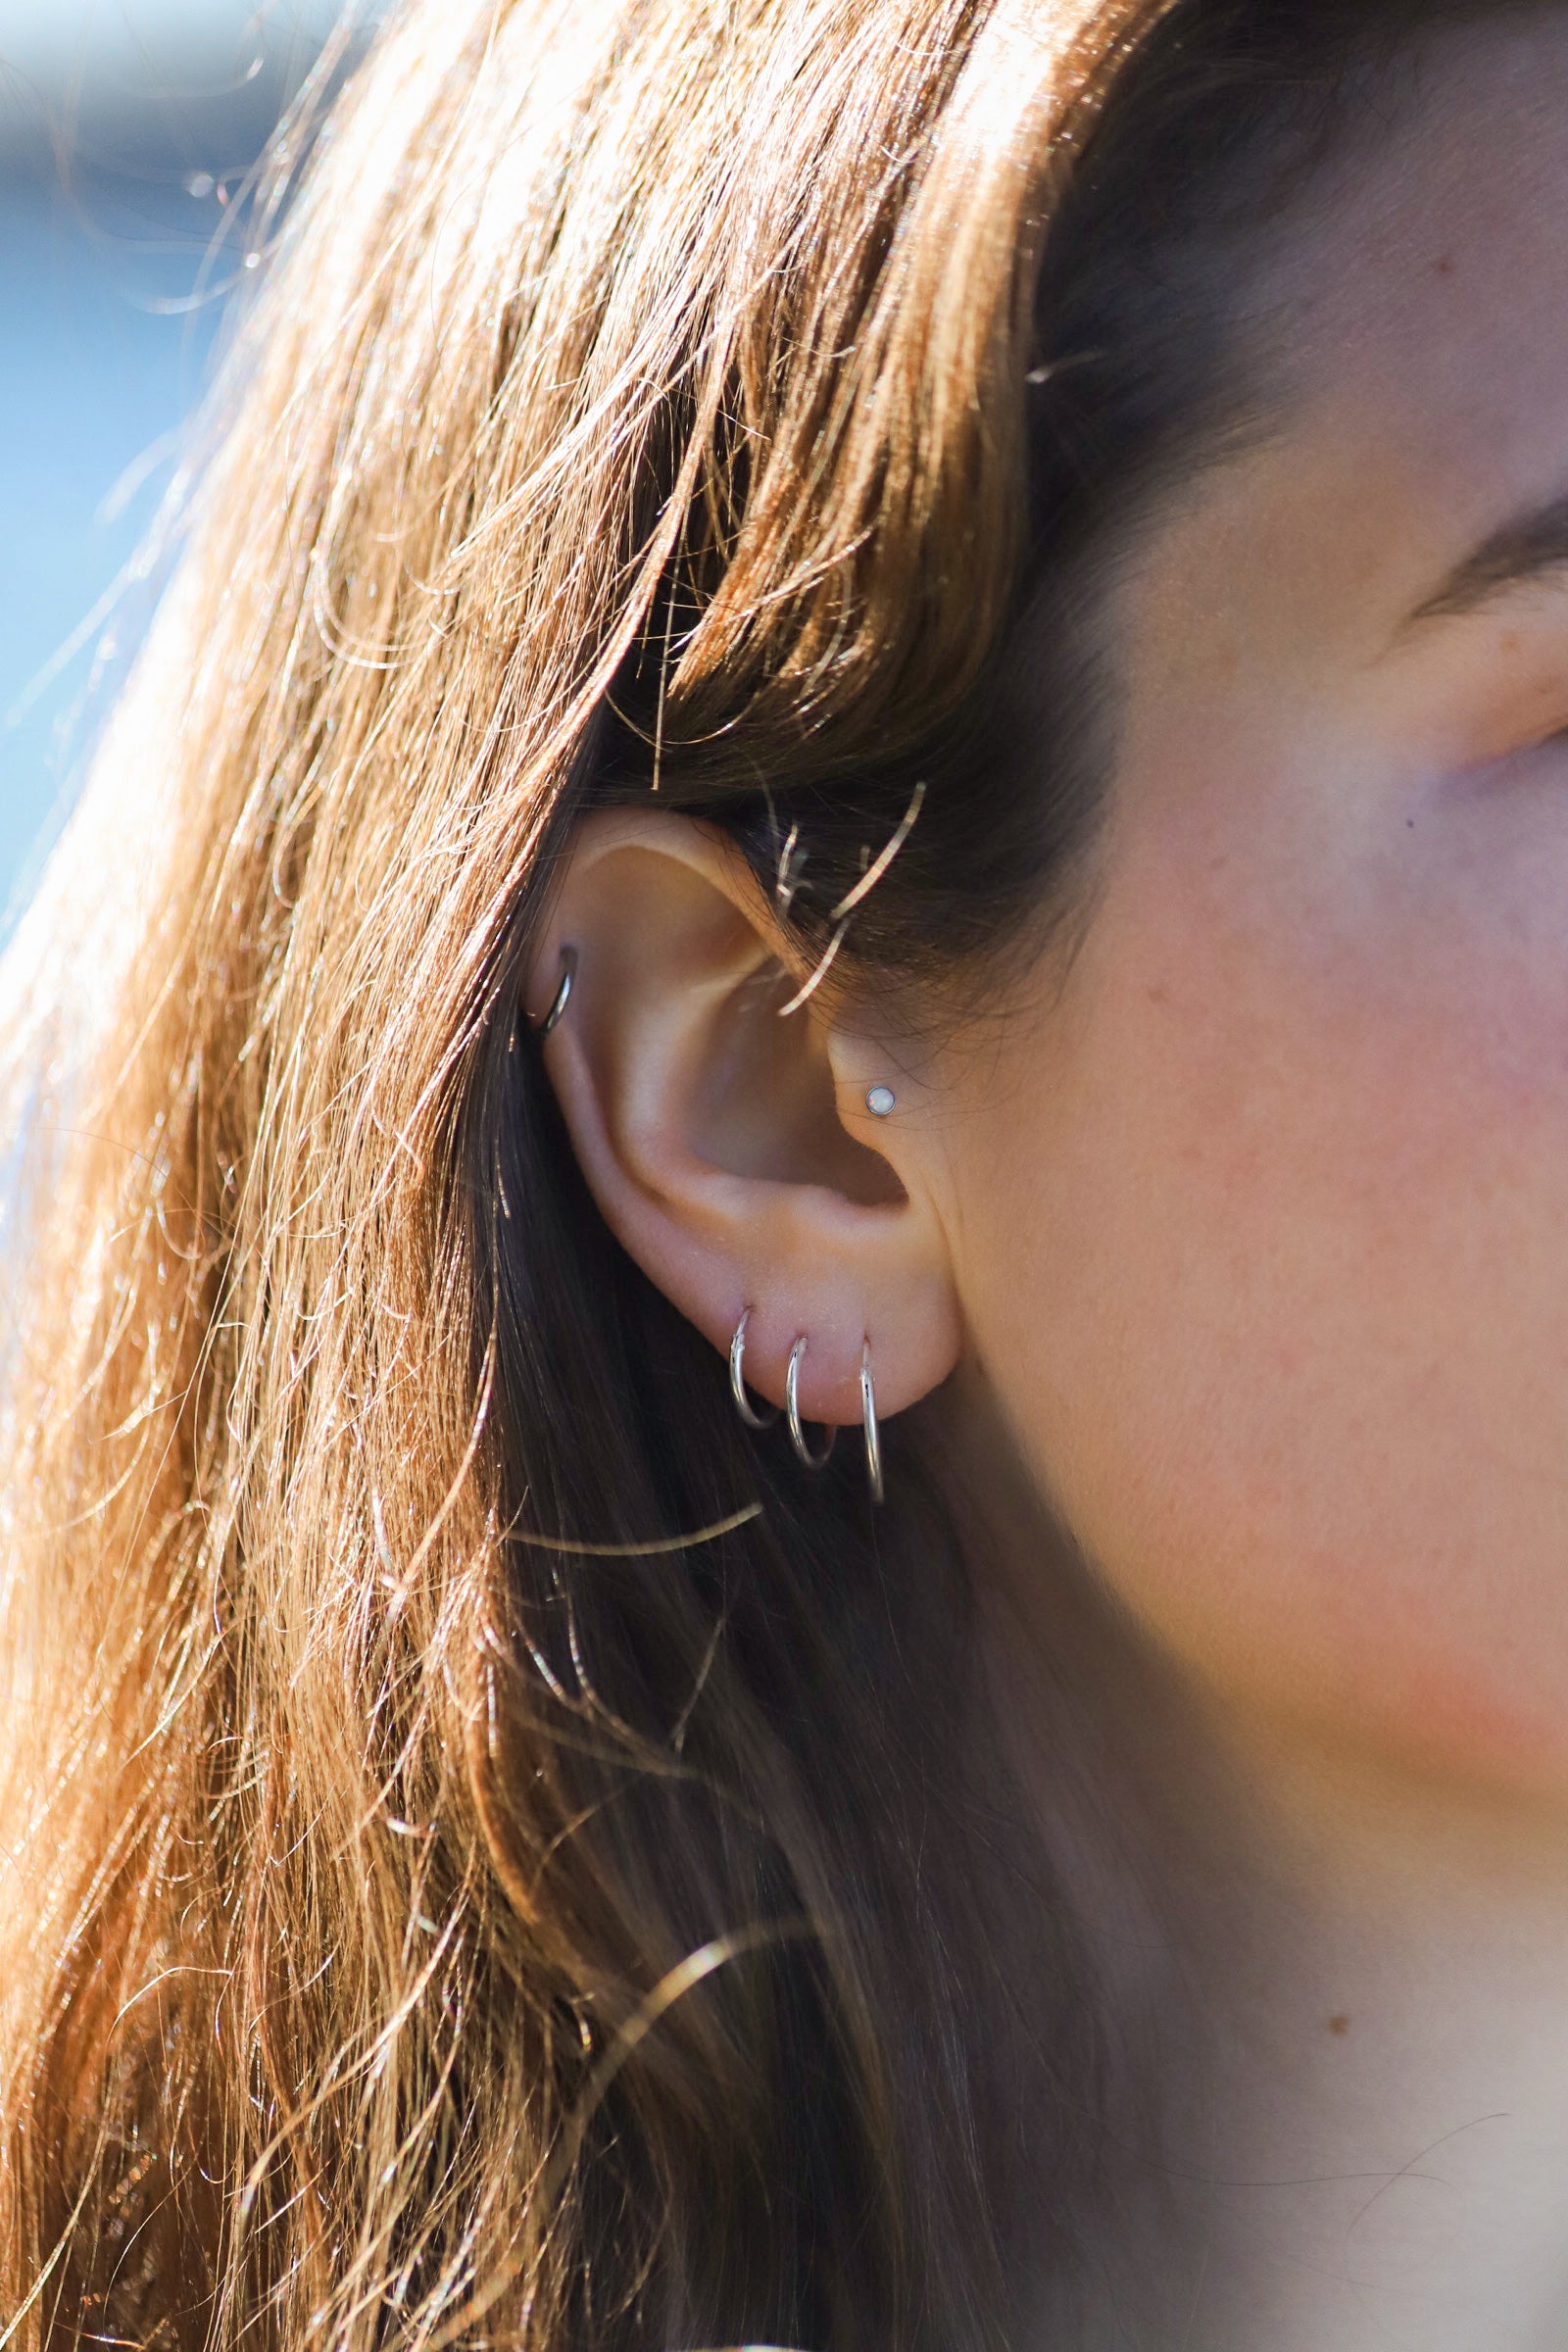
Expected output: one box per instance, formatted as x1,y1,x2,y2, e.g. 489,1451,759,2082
0,3,1515,2346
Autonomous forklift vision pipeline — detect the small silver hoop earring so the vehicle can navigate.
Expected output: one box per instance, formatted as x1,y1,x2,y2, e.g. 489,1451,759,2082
786,1337,837,1470
859,1341,884,1505
537,946,577,1038
729,1309,777,1431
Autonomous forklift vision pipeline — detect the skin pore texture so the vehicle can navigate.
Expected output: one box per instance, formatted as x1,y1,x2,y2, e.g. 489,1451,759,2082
532,16,1568,2348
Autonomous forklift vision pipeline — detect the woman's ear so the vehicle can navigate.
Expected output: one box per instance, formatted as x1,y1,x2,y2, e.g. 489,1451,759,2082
523,809,961,1425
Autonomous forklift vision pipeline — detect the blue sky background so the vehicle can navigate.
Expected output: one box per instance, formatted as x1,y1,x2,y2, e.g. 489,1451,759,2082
0,1,341,931
0,179,221,926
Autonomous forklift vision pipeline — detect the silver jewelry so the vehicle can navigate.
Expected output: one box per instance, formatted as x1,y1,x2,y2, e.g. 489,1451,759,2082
537,947,577,1038
786,1336,836,1470
859,1341,884,1504
729,1308,777,1431
865,1084,896,1119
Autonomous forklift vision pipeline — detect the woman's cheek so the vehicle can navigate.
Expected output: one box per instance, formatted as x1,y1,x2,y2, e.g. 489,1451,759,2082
955,841,1568,1793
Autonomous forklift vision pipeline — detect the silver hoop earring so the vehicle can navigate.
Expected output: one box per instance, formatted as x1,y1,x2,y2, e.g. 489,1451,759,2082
729,1308,777,1431
786,1337,837,1470
537,946,576,1038
859,1341,884,1505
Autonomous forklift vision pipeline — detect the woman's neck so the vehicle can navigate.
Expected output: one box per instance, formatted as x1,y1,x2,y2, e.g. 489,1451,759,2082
1105,1735,1568,2350
954,1385,1568,2351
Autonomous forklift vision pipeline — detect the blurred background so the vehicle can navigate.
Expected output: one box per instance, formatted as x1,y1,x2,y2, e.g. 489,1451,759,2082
0,0,354,931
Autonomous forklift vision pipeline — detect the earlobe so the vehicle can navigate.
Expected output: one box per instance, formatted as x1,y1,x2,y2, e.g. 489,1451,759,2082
524,808,962,1429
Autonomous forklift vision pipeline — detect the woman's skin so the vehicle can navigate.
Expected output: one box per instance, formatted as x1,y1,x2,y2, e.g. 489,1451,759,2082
534,18,1568,2346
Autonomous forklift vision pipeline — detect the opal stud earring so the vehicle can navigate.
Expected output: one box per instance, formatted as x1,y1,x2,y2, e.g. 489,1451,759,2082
865,1084,896,1119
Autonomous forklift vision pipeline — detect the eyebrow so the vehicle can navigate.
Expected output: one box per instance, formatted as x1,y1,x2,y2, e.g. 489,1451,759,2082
1405,491,1568,627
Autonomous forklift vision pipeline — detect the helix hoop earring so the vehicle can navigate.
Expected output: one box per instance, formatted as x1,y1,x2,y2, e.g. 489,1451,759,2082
786,1337,837,1470
536,946,576,1038
859,1341,884,1505
729,1308,778,1431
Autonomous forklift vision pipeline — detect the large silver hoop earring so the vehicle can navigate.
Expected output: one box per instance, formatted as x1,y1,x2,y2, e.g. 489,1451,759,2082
536,946,576,1038
859,1341,884,1505
786,1337,837,1470
729,1309,777,1431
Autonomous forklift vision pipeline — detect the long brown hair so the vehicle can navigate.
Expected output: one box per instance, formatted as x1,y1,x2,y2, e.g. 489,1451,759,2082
0,1,1498,2344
